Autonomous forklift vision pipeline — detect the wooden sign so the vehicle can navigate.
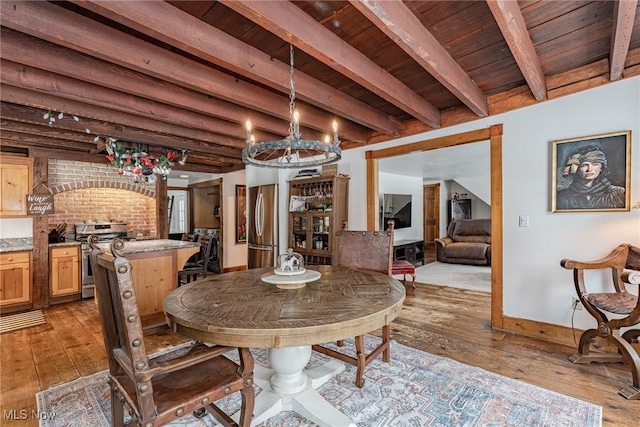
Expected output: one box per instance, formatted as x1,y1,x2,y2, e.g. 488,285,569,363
26,193,54,215
321,164,338,176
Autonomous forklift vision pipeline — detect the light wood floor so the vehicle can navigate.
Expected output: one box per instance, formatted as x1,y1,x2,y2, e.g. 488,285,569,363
1,283,638,426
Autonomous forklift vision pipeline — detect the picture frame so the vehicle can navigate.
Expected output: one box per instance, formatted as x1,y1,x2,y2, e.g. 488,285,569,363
551,130,631,212
235,185,247,243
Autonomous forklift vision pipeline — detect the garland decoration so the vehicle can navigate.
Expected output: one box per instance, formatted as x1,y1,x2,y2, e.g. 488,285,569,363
105,141,177,184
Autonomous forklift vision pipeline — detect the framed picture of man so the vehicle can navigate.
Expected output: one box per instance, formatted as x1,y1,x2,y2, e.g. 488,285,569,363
551,130,631,212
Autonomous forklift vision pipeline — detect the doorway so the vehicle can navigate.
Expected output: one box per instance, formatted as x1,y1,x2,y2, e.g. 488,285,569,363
365,124,503,329
168,189,188,236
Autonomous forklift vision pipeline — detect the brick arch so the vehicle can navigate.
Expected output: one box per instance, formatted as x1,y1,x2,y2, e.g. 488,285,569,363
49,180,156,198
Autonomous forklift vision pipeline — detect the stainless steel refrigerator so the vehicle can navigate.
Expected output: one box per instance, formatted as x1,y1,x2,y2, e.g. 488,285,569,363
247,184,278,268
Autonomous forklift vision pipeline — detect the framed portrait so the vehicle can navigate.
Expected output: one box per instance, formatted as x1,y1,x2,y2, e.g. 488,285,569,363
235,185,247,243
551,130,631,212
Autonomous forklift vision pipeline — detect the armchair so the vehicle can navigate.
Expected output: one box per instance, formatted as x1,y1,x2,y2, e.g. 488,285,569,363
561,243,640,400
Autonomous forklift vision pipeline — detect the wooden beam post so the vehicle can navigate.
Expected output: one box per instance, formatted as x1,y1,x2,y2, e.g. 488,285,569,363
31,156,49,309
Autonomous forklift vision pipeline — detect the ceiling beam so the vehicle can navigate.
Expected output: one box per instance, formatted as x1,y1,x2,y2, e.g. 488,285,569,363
0,86,244,158
20,144,240,174
220,0,441,128
72,0,387,139
609,0,638,81
486,0,547,101
0,129,97,152
0,60,285,147
1,118,98,145
0,28,332,144
0,116,244,167
349,0,487,117
0,102,242,164
0,1,374,142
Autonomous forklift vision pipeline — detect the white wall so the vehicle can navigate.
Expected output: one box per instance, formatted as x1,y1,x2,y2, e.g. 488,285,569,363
447,181,491,221
219,170,246,269
379,172,423,242
0,217,33,238
260,76,638,332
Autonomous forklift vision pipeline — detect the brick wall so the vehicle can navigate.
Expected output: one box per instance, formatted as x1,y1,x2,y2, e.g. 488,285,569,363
48,160,157,237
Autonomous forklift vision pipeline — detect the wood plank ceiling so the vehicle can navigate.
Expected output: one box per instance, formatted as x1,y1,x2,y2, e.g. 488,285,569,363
1,1,639,174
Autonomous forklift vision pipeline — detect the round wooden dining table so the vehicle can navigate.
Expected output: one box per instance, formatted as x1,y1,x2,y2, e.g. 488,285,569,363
163,265,405,427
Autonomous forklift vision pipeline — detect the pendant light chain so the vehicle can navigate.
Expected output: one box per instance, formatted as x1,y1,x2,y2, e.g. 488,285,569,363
288,44,296,138
242,43,341,168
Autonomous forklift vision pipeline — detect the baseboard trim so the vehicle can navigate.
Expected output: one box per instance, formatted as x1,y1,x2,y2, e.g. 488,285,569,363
500,316,582,348
222,265,246,273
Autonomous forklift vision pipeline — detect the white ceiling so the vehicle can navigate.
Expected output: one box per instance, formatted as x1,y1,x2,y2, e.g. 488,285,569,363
378,140,491,180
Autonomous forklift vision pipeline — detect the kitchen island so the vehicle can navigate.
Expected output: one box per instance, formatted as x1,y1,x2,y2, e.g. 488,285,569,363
96,239,199,328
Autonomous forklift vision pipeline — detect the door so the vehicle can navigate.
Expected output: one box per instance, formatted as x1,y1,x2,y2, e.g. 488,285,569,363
423,184,439,263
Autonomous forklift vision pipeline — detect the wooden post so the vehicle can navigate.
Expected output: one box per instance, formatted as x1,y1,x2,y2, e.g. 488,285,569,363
156,178,168,239
31,156,49,309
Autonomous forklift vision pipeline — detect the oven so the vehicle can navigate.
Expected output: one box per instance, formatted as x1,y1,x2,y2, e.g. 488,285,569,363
80,244,95,298
75,221,128,299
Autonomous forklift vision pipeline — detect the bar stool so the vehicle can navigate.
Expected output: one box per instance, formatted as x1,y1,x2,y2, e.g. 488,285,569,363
392,260,416,288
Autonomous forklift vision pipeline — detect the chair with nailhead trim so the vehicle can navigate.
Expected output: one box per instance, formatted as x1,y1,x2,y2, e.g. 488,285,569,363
89,236,255,426
312,220,398,388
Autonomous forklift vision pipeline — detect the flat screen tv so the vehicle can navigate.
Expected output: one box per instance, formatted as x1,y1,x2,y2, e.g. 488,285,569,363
380,193,412,230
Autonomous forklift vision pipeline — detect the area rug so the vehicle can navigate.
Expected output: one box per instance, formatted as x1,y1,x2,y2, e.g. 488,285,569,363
0,309,45,334
415,261,491,292
37,336,601,427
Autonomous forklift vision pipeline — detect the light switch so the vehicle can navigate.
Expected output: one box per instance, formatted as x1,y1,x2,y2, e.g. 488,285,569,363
518,215,529,227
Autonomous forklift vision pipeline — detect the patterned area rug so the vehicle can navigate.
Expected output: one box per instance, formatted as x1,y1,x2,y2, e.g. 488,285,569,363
37,336,601,427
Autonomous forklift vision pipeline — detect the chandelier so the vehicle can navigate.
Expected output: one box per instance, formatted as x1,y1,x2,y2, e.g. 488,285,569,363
242,45,341,168
104,139,187,184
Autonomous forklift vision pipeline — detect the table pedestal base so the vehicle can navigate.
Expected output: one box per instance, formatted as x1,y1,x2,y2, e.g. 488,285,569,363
233,345,355,427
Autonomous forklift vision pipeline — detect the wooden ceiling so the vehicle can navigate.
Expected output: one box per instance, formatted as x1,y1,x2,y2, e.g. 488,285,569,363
1,1,639,174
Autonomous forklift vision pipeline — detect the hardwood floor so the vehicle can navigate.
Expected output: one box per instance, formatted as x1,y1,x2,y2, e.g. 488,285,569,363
1,284,638,426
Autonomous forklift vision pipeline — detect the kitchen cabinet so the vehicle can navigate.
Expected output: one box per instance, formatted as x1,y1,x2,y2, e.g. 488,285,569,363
50,246,80,297
0,251,31,306
95,240,199,329
190,178,222,230
0,156,33,217
288,175,349,265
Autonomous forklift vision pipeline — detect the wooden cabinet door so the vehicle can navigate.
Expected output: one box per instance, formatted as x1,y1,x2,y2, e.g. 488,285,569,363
0,252,31,306
0,157,33,216
50,247,80,296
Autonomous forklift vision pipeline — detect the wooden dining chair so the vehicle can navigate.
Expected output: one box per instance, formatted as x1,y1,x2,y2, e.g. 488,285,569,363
312,221,396,387
88,235,255,426
561,243,640,400
178,234,216,285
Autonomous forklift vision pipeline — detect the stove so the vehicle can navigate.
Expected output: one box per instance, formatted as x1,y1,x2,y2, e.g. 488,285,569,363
76,221,128,298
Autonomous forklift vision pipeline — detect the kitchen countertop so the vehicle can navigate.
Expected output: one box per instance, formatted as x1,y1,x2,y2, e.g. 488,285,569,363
95,239,199,255
49,241,81,248
0,237,33,253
